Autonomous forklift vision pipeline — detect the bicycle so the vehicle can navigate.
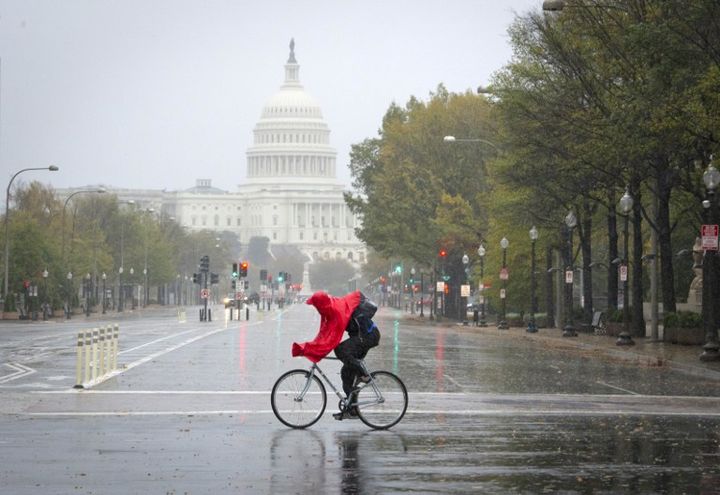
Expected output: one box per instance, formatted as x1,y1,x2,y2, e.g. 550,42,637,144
271,357,408,430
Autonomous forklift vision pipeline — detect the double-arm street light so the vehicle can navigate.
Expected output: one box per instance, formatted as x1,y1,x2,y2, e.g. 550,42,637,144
498,237,509,329
462,253,470,325
477,245,487,327
563,211,578,337
3,165,59,308
701,157,720,362
528,226,539,333
616,189,635,346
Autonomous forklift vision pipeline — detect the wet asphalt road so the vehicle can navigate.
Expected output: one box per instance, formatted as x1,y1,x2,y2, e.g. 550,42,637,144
1,304,720,494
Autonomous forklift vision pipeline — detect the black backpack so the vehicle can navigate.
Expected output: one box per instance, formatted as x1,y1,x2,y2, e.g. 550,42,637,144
347,293,378,335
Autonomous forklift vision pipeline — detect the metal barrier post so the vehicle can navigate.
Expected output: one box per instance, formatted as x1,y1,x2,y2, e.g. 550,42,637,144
91,329,99,382
83,330,92,385
111,324,119,371
74,331,84,388
98,327,106,377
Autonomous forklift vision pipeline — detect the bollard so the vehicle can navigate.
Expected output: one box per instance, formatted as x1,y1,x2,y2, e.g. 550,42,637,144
111,324,119,371
73,325,120,389
84,329,92,386
91,329,99,382
98,327,106,377
74,331,85,388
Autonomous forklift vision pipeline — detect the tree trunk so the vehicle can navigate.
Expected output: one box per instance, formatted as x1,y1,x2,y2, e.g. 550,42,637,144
607,195,619,312
657,167,677,313
631,181,646,337
545,245,555,328
580,202,593,327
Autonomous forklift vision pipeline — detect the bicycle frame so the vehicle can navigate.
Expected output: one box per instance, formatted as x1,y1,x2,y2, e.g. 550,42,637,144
298,358,384,410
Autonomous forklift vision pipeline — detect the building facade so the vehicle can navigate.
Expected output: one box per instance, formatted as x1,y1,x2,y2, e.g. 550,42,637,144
60,40,366,266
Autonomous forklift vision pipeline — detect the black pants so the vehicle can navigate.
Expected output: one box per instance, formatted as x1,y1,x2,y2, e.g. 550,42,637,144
334,329,380,396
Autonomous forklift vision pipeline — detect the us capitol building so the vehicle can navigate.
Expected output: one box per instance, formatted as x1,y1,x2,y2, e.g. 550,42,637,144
61,40,366,267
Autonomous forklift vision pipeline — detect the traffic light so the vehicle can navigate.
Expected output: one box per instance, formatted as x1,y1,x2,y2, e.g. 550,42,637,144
259,269,267,281
278,272,284,283
395,264,402,274
244,280,249,290
439,249,447,258
210,273,219,284
232,263,238,278
286,272,291,283
200,255,210,272
192,273,199,284
231,280,237,290
239,261,248,277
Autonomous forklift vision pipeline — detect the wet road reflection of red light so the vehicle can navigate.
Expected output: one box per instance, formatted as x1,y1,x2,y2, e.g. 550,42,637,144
435,331,445,392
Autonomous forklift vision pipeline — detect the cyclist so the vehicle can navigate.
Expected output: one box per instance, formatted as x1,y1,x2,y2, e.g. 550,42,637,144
292,290,381,420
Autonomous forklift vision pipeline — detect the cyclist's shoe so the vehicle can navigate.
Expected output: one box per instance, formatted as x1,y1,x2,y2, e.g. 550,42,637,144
355,375,371,386
333,407,359,421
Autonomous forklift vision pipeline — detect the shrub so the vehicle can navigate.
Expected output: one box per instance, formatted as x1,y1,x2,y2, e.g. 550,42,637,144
664,311,702,329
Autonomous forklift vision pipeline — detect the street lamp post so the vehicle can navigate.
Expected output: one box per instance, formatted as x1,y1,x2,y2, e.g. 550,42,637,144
410,267,416,314
65,271,73,319
42,269,49,320
117,199,134,313
118,266,124,312
462,254,470,325
419,271,425,318
3,166,59,309
616,190,635,345
701,158,720,361
498,237,509,329
528,226,539,333
101,272,107,314
84,273,91,316
130,267,136,309
477,245,487,327
563,212,578,337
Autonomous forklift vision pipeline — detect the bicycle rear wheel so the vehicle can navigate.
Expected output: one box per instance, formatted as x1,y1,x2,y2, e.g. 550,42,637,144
355,371,408,429
271,369,327,429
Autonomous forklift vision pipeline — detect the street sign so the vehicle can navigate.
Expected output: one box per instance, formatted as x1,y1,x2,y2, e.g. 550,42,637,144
200,288,209,299
565,270,574,284
500,289,506,299
235,292,243,300
702,224,719,250
499,268,509,280
461,284,470,297
619,264,628,282
436,281,445,292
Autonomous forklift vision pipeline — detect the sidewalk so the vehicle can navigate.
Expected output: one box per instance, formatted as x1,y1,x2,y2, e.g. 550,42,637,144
388,308,720,381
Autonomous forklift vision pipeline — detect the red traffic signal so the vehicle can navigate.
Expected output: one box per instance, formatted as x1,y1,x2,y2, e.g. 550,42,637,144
239,261,249,277
439,249,447,257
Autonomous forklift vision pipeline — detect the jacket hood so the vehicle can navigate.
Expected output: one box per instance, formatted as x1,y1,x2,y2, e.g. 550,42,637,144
306,291,333,317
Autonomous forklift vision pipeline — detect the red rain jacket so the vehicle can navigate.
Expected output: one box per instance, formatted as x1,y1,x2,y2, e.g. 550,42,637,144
291,290,362,363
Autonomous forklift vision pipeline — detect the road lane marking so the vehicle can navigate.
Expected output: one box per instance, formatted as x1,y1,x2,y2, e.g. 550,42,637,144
0,363,37,384
19,409,720,418
595,380,639,395
119,327,201,354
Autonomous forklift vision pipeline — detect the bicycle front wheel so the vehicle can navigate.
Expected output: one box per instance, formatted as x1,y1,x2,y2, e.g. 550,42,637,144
356,371,408,429
271,369,327,429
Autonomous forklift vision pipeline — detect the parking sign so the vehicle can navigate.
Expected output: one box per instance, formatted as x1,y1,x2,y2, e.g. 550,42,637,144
702,224,719,250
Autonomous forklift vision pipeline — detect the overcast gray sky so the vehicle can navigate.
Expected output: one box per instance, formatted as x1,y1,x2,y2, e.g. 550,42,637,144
0,0,541,194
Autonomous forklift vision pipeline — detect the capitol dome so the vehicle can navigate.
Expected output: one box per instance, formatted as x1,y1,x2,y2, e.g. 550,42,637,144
246,39,337,184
